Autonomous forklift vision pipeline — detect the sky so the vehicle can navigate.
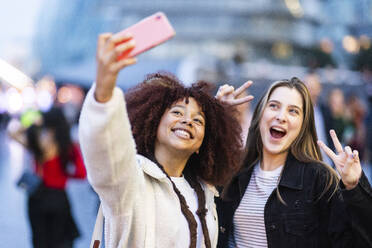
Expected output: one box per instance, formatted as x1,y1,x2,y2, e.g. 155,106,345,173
0,0,44,62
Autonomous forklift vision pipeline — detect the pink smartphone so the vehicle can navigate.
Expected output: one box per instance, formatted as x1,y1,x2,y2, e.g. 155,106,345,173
116,12,176,60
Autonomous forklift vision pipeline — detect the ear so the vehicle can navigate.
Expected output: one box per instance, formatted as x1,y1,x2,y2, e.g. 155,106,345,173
195,150,199,154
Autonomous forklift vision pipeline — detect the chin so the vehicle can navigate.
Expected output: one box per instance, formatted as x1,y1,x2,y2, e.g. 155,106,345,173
265,146,289,155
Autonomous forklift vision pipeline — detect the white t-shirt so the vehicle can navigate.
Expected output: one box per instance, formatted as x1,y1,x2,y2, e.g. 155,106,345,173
171,176,216,248
231,163,283,248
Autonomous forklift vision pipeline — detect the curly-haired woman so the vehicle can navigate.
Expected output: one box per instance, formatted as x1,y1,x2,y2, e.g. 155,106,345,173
78,33,253,247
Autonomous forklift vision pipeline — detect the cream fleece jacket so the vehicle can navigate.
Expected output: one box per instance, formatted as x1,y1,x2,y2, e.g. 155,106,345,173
79,85,219,248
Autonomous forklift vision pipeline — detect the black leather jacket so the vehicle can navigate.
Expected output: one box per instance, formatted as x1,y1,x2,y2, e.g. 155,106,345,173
217,153,372,248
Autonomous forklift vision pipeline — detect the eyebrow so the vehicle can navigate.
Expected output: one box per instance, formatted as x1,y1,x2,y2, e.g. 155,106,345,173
172,105,205,118
268,100,302,112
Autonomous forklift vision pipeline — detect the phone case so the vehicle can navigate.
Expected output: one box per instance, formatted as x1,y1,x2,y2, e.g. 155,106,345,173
116,12,176,60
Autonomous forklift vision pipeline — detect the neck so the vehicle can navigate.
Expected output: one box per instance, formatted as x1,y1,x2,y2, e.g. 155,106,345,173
42,143,58,162
154,147,190,177
261,149,288,171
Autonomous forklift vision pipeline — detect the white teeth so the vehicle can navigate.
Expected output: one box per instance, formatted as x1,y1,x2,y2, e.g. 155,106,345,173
272,127,285,132
174,129,191,139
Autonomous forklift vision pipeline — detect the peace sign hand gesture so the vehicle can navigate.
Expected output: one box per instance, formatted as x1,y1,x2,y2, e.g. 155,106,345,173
215,81,254,106
317,130,362,190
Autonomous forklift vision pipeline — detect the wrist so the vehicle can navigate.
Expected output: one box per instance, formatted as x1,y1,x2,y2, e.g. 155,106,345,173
94,88,113,103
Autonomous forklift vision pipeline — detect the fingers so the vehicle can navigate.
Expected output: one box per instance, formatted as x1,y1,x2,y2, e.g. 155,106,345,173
111,57,137,72
345,147,360,165
317,140,336,160
344,146,354,168
113,40,136,60
95,32,137,103
223,85,235,95
97,33,112,51
329,130,343,154
353,150,359,163
216,82,255,106
97,33,112,60
230,95,254,106
97,32,133,52
233,80,253,98
97,32,136,73
111,32,133,44
216,84,234,99
345,146,352,156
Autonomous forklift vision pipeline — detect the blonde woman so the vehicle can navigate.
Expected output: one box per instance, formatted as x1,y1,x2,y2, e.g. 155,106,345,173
217,78,372,248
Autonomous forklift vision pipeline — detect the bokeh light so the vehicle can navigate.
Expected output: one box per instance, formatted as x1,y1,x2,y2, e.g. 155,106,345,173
6,87,23,114
284,0,304,18
57,86,72,104
320,38,333,54
360,35,371,50
343,35,360,54
272,42,293,59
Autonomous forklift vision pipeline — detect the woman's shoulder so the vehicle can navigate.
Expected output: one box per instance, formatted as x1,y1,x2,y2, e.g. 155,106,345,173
301,160,339,192
295,157,331,174
294,158,337,185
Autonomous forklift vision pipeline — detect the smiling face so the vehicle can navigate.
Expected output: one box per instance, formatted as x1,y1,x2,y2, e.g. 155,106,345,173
259,86,304,159
155,97,205,158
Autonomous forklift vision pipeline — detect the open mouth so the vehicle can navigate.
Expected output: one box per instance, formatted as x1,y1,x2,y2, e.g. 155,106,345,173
270,127,286,139
172,128,194,139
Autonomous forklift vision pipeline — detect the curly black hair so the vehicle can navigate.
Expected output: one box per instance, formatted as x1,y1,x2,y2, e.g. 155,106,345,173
125,72,243,186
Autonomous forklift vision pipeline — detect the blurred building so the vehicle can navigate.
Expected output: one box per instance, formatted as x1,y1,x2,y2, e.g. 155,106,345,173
32,0,372,88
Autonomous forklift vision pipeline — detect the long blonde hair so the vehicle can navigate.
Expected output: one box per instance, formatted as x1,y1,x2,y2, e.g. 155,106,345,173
242,77,338,203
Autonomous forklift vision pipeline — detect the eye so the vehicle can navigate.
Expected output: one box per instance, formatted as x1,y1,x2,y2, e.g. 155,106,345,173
269,103,279,109
171,110,182,116
193,118,204,125
289,108,300,115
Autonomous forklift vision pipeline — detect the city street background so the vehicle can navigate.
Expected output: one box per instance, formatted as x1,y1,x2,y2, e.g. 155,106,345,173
1,0,372,247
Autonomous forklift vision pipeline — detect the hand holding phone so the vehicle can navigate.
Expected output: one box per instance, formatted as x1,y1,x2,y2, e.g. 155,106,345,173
95,33,137,103
115,12,176,60
95,12,175,102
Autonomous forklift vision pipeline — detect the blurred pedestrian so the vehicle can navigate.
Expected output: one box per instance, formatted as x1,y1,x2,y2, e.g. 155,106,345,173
327,88,348,145
304,72,332,165
8,107,86,248
344,94,367,162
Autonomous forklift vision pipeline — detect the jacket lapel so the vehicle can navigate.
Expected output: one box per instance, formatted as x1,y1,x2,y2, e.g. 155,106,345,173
224,152,305,202
137,155,168,182
278,152,305,190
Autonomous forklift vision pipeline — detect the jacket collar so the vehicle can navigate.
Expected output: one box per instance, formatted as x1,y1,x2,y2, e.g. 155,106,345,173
137,155,168,181
137,154,219,197
278,152,304,190
228,152,305,201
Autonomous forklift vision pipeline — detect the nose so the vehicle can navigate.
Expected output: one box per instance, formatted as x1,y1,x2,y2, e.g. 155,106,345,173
275,110,286,123
181,118,193,127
